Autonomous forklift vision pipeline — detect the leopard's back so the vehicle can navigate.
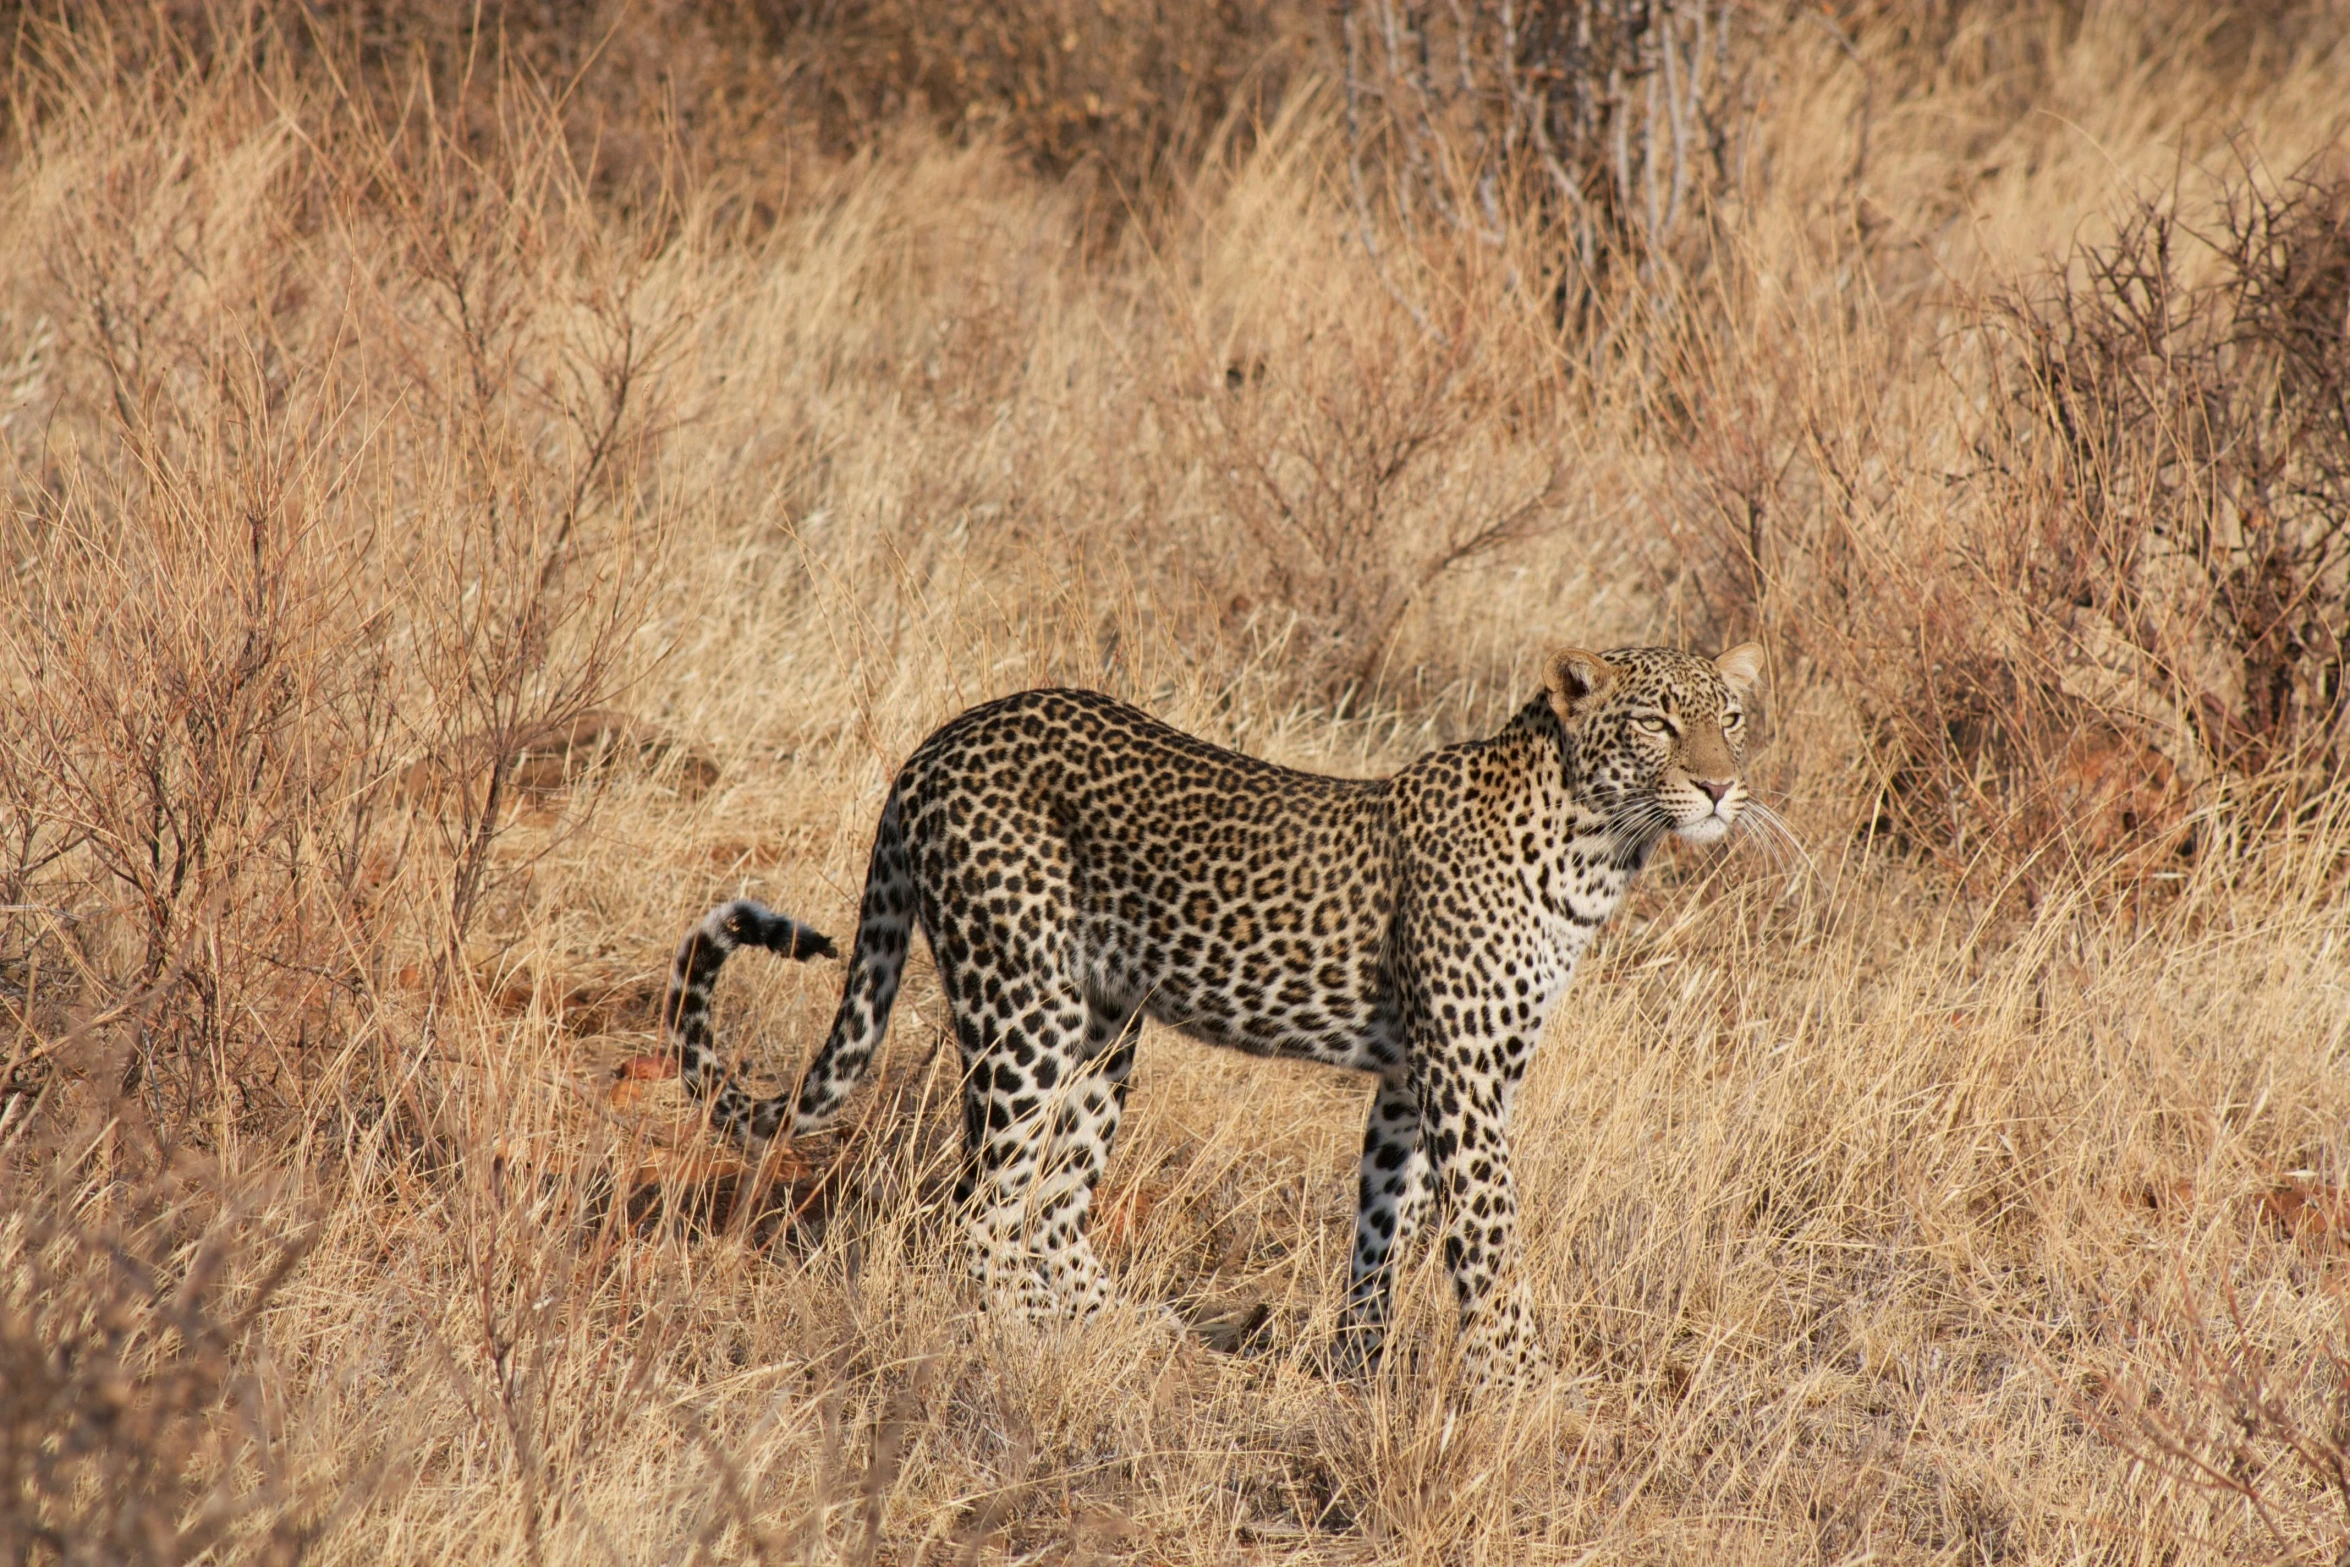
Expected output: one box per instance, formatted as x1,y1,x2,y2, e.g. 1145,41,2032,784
891,688,1402,1067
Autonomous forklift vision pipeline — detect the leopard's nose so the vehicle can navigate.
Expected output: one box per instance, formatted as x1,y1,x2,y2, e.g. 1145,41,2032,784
1694,778,1732,805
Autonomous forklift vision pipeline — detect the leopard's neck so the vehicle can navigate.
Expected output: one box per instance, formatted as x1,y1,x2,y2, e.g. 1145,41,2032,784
1461,696,1648,928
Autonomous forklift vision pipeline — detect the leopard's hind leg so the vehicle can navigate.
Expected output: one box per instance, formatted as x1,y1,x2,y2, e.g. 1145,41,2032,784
937,945,1094,1322
1026,995,1141,1318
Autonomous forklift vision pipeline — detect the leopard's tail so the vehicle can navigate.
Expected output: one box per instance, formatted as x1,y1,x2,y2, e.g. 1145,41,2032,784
662,900,836,1138
668,792,917,1143
774,791,915,1139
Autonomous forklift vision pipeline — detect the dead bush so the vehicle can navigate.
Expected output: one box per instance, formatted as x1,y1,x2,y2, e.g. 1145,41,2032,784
0,1155,348,1566
2092,1275,2350,1562
1152,138,1574,704
1681,153,2350,885
2,20,412,1124
1992,158,2350,794
0,13,676,1136
1167,308,1568,701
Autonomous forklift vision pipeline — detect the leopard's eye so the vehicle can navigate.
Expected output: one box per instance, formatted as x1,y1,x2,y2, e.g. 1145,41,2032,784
1723,710,1745,730
1636,715,1673,735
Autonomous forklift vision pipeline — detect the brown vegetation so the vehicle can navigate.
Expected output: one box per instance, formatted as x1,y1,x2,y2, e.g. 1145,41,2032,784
5,1,2350,1560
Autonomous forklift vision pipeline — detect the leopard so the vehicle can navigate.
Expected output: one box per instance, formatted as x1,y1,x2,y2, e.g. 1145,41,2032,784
658,642,1766,1384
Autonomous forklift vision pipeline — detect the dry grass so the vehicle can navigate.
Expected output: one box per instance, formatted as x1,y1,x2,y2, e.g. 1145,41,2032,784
6,3,2350,1561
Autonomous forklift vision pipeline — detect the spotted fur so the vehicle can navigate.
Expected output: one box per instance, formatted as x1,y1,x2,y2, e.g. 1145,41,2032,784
662,903,837,1120
662,642,1764,1383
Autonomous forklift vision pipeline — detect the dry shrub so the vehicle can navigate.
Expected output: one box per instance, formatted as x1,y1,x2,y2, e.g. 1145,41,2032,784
3,453,400,1131
2093,1275,2350,1561
1937,158,2350,874
326,47,689,947
1158,126,1574,700
4,19,406,1124
0,10,678,1132
1678,151,2350,887
0,1147,341,1565
1993,159,2350,794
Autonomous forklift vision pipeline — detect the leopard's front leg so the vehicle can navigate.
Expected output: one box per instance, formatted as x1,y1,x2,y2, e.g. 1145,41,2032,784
1342,1072,1432,1367
1414,1034,1551,1390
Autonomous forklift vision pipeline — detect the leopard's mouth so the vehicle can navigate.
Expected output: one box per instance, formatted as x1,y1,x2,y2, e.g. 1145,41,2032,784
1671,796,1741,845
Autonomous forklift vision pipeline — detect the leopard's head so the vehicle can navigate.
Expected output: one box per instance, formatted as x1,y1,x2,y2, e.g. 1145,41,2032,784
1544,642,1765,847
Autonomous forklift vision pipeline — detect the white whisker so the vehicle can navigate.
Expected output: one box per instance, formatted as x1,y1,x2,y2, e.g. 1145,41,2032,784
1733,797,1815,879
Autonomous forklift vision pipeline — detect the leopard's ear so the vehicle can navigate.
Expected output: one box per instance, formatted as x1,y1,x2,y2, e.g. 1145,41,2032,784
1713,642,1765,697
1545,647,1616,725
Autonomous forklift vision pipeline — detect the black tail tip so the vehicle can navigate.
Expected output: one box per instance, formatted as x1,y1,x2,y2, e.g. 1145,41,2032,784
783,924,839,961
711,899,836,961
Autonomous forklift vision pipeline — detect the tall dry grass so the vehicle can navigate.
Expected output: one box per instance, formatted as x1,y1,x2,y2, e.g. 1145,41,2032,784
5,2,2350,1561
